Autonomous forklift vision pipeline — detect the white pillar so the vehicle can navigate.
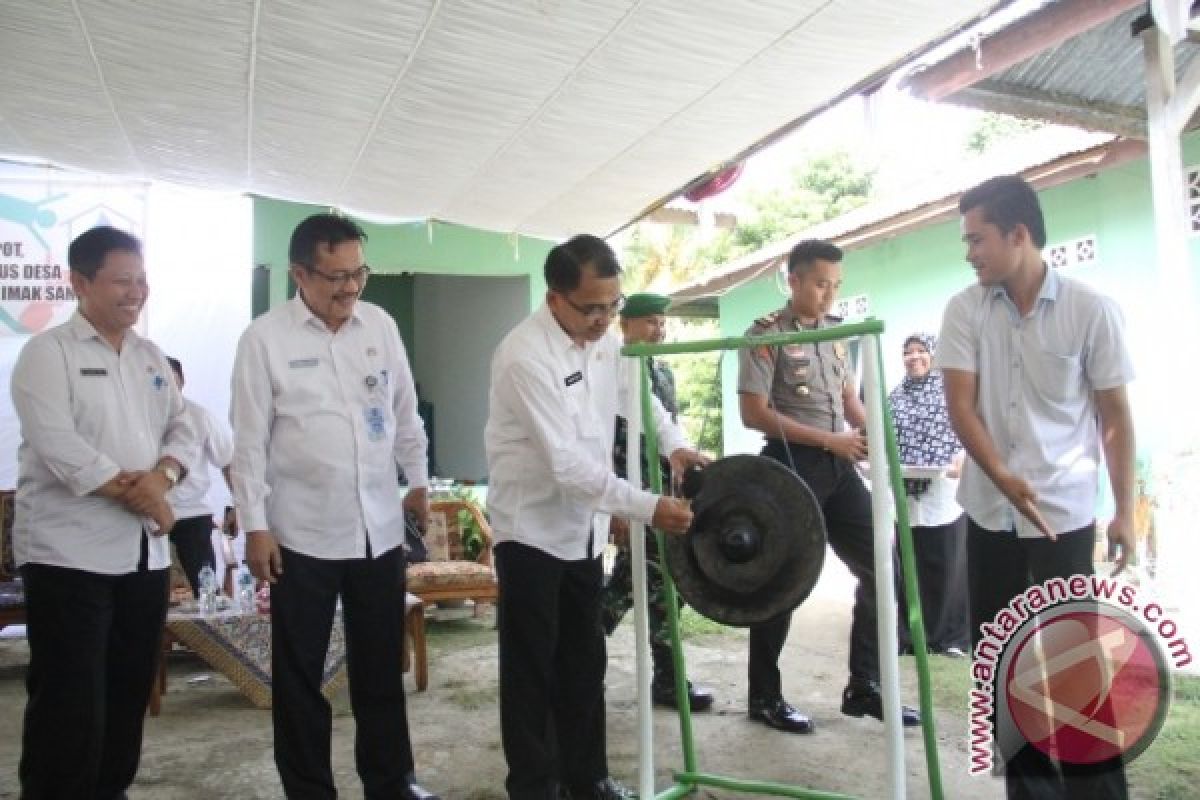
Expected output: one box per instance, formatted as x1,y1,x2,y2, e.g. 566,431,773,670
862,336,905,799
624,355,656,796
1141,18,1200,642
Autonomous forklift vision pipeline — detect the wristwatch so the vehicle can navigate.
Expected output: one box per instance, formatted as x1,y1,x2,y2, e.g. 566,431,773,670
160,463,181,487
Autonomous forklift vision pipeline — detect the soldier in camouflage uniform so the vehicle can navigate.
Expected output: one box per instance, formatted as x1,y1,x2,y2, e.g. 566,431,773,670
737,239,919,735
599,293,715,712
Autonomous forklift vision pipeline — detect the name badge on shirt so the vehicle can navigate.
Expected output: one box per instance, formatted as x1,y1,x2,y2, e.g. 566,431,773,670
364,406,386,441
80,367,107,376
289,358,319,369
564,371,583,387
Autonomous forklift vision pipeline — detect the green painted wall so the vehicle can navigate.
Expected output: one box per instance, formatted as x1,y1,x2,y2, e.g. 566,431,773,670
252,196,555,313
251,197,557,481
719,139,1200,463
361,274,416,350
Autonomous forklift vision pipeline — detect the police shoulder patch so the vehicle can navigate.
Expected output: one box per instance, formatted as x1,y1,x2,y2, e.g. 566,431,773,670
751,310,782,330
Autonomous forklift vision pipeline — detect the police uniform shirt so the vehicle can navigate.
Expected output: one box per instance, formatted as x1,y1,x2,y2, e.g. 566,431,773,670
10,311,198,574
485,304,689,561
230,294,429,560
936,269,1134,538
737,304,851,433
169,397,233,520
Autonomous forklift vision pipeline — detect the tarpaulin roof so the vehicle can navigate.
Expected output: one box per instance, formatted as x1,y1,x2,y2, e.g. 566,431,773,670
0,0,1001,238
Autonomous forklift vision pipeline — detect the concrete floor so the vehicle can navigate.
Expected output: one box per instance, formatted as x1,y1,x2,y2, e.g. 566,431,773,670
0,560,1002,799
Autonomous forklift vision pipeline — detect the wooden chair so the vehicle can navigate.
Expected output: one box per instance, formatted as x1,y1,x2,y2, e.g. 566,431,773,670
0,490,24,632
401,592,428,691
405,498,497,614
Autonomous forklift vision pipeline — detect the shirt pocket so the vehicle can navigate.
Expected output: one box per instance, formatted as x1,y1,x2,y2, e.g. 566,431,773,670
777,353,811,388
564,387,603,441
1024,348,1083,405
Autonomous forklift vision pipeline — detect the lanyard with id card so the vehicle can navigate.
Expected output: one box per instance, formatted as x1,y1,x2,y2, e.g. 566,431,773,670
363,372,387,442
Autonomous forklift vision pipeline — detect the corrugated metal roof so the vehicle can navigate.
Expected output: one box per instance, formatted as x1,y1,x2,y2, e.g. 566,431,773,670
930,6,1200,137
667,2,1194,314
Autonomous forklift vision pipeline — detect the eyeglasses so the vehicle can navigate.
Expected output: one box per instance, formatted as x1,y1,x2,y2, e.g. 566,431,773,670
306,265,371,287
560,292,625,322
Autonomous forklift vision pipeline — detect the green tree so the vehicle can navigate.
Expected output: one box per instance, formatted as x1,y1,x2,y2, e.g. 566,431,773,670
965,112,1044,154
698,149,875,264
620,224,706,292
619,147,876,456
670,321,723,455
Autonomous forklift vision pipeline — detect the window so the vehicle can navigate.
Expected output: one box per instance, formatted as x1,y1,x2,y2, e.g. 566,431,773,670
1187,165,1200,233
1044,235,1098,272
835,293,870,321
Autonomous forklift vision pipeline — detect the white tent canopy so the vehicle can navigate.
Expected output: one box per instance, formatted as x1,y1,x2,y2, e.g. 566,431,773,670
1,0,1000,238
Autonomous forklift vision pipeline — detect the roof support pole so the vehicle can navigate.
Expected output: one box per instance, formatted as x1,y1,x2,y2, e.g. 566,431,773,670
1139,12,1199,627
625,354,657,799
1170,46,1200,133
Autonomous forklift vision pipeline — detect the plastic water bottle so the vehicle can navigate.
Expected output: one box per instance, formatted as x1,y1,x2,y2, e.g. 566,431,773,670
197,564,217,614
237,562,256,613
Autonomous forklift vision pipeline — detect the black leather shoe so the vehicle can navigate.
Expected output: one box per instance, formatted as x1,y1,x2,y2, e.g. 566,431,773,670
747,697,815,734
399,774,441,800
840,681,920,727
564,776,637,799
652,680,715,712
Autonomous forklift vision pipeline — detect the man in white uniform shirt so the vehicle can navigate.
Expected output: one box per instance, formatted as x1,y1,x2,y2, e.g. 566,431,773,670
165,356,234,595
938,175,1135,799
486,234,701,800
11,226,196,799
231,214,437,800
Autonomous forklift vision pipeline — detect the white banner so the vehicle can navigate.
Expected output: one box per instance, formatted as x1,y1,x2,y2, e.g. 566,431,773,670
0,168,148,336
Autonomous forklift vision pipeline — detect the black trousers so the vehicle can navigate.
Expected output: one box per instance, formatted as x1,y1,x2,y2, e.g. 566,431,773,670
271,545,415,799
897,514,969,653
967,518,1127,800
748,440,880,702
167,514,216,596
496,541,607,800
19,557,168,800
599,526,681,683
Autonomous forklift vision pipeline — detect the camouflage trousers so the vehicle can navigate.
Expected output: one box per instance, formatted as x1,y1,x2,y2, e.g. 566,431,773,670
600,527,685,683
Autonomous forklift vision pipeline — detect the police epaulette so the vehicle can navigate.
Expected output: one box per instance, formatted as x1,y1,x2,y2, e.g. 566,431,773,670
752,310,782,329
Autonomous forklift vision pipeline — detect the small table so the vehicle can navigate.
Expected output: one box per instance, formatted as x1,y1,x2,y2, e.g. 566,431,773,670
150,605,348,712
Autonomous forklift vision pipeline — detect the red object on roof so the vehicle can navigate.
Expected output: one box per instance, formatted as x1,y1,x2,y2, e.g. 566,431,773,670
684,163,744,202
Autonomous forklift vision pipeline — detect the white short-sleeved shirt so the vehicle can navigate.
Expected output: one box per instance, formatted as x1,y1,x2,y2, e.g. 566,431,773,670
230,295,429,560
936,269,1134,537
169,398,233,520
11,312,197,574
485,305,689,561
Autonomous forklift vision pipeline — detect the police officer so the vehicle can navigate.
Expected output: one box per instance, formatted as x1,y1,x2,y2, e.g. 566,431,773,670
737,239,919,734
599,292,715,711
